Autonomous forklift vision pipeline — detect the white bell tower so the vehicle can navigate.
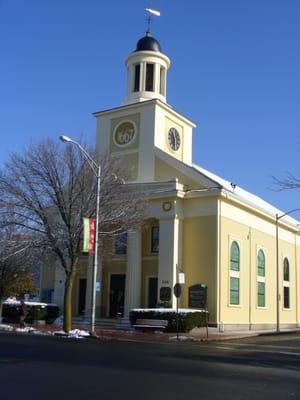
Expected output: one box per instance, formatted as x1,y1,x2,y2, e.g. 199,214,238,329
124,31,170,105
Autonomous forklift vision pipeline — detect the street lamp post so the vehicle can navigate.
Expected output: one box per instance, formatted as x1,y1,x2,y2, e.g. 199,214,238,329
59,135,100,334
275,208,300,333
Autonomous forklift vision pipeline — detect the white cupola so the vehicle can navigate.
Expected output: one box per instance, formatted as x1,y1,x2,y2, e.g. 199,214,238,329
123,31,170,105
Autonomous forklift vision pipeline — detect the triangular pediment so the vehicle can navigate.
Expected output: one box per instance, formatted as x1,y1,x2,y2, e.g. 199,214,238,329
154,147,221,190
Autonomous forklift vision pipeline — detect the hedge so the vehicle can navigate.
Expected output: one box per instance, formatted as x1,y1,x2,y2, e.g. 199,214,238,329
2,303,59,324
129,309,208,332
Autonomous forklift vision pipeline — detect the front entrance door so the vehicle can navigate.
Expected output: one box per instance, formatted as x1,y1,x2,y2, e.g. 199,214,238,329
148,277,158,308
109,274,125,317
78,278,87,315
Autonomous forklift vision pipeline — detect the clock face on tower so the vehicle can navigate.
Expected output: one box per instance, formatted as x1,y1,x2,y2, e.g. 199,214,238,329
168,127,181,151
114,121,136,146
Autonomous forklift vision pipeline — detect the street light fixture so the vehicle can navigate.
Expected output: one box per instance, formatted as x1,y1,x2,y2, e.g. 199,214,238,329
59,135,101,334
275,208,300,333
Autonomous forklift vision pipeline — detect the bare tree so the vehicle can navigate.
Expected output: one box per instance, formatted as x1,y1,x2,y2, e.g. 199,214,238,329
0,228,38,322
0,139,146,332
273,172,300,191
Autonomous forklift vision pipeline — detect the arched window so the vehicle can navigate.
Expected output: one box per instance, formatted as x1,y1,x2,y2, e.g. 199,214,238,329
283,258,290,309
229,241,240,305
133,64,141,92
257,249,265,277
230,241,240,271
283,258,289,281
257,249,266,307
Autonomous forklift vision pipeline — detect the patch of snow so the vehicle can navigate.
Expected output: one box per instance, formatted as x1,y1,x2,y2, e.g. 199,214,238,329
0,324,14,331
3,298,57,307
53,329,90,339
169,335,195,341
68,329,90,338
3,298,50,307
53,330,67,335
15,327,36,333
31,330,54,336
3,297,19,304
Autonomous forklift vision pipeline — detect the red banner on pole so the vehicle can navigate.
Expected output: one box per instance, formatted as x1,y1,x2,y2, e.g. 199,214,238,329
88,218,95,253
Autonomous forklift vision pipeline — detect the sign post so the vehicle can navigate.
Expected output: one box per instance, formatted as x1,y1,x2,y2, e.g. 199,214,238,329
173,283,182,341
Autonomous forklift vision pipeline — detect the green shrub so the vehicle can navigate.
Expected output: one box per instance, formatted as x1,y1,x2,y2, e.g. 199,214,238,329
26,306,47,323
45,304,59,323
129,309,208,332
2,302,59,324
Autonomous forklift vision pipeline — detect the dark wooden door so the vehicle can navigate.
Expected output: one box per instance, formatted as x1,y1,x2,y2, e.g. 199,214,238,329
109,274,125,317
148,277,158,308
78,278,87,315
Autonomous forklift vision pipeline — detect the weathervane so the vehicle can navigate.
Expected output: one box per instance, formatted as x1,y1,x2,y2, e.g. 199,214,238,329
145,7,161,33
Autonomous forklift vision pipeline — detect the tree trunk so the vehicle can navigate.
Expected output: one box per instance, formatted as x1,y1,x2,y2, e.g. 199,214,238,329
63,268,76,333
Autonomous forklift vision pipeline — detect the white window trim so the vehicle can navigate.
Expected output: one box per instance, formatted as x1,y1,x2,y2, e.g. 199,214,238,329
150,225,159,254
282,256,291,309
256,247,266,308
228,236,242,307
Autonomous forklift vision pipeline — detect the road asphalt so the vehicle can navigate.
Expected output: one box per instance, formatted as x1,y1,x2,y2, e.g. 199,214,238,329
0,330,299,399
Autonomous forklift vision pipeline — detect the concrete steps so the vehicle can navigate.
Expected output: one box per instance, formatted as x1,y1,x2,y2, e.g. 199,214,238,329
72,317,119,331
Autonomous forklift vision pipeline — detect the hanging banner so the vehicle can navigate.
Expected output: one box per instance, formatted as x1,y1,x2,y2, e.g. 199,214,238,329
83,218,95,253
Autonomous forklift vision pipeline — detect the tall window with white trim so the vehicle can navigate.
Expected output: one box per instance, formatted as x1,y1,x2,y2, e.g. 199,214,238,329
229,241,240,305
257,249,266,307
283,257,290,309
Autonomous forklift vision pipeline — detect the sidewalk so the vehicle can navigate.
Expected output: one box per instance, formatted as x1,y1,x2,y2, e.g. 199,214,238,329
1,322,299,342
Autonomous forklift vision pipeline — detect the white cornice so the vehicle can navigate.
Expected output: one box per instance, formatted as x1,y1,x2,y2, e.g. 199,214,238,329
93,99,196,128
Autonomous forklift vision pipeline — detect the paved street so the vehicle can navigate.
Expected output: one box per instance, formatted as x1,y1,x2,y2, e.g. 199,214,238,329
0,332,299,399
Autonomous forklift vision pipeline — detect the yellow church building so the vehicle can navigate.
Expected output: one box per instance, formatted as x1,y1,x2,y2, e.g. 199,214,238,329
42,30,300,331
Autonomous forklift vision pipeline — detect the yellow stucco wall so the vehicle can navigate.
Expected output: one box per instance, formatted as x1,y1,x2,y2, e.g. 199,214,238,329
219,203,299,328
182,215,218,323
154,157,200,187
112,152,139,181
141,259,158,308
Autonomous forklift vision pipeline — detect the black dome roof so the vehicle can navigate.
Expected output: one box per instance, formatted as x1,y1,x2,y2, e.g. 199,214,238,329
135,32,161,52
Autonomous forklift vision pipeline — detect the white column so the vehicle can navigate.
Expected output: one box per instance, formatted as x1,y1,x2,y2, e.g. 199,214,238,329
124,229,142,317
154,63,160,94
141,62,146,92
158,218,182,308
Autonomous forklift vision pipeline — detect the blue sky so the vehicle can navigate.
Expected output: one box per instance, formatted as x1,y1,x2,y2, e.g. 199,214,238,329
1,0,300,214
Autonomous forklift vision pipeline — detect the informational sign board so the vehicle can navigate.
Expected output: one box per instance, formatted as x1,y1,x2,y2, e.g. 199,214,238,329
188,284,207,308
160,286,171,302
178,273,185,284
173,283,182,298
95,282,101,292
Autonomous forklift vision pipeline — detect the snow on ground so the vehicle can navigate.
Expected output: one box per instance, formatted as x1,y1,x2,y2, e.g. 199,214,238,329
169,335,196,341
0,323,90,339
15,327,36,333
68,329,90,338
3,297,58,308
0,324,14,331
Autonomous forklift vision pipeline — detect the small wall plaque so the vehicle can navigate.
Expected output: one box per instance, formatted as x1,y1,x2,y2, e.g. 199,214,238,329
162,201,172,212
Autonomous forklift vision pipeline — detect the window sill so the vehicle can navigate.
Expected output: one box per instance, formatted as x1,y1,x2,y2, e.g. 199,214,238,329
256,306,268,310
228,304,242,308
